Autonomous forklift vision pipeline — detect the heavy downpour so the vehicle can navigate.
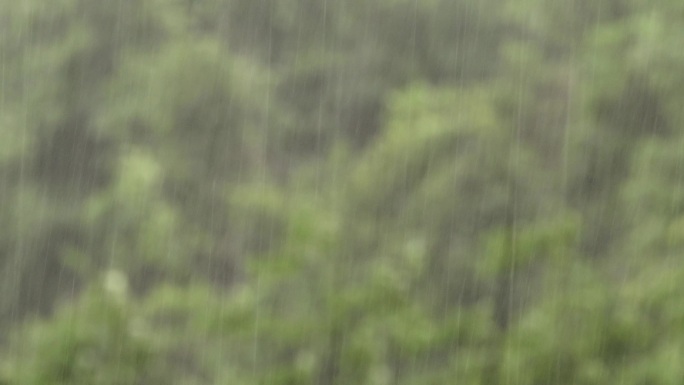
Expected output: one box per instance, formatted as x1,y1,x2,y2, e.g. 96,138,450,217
0,0,682,384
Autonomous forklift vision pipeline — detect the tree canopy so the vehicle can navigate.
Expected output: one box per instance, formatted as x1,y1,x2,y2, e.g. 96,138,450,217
1,0,683,384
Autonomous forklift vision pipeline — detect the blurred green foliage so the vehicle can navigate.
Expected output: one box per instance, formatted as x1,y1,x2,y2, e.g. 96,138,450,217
0,0,684,384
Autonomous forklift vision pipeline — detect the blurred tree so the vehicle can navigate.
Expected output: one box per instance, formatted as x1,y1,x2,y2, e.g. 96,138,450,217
1,0,684,383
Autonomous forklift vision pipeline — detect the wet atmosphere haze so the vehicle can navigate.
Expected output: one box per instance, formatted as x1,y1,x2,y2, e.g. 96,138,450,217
0,0,683,384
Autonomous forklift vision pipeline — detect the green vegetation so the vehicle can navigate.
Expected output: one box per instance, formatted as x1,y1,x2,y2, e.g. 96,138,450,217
0,0,683,383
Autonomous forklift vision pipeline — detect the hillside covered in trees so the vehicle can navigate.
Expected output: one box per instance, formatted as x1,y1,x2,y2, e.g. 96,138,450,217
1,0,684,383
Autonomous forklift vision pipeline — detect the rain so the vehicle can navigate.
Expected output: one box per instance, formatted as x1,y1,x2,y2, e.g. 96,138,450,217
0,0,682,384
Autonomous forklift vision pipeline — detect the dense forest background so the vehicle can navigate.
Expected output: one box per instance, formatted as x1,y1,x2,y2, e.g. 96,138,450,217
1,0,684,383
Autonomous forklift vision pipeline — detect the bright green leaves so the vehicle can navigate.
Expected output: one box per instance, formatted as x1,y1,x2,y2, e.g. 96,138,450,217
501,263,684,385
619,137,684,264
352,84,503,220
81,149,197,279
4,272,171,385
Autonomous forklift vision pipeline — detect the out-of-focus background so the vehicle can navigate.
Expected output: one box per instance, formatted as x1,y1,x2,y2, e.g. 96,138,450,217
0,0,683,383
